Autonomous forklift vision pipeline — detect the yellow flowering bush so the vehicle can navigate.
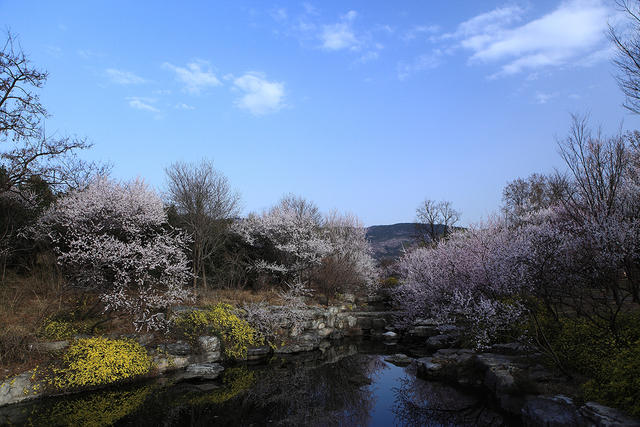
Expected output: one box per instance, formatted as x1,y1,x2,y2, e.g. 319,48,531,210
40,318,78,341
52,337,152,389
174,304,262,359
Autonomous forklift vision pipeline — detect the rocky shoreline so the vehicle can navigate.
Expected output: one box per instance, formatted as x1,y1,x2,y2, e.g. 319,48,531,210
1,298,640,426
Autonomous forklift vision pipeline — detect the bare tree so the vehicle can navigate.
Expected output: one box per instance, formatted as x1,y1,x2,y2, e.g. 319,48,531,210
165,159,240,289
502,173,568,225
0,31,46,142
610,0,640,114
0,31,105,198
415,199,460,245
557,114,629,222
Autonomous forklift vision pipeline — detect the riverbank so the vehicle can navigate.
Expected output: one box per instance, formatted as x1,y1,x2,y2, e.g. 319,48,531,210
2,297,640,426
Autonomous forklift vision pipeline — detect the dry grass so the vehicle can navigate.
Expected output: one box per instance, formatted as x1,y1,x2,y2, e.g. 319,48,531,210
196,287,287,307
0,267,68,378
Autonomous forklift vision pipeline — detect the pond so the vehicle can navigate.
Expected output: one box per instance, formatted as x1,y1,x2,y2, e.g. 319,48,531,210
0,340,517,426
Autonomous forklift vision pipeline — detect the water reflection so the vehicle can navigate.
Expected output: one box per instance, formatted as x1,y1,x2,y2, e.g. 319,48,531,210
0,341,513,426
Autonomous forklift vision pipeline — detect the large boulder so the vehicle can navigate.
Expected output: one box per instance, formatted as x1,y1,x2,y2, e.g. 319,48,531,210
579,402,640,427
180,363,224,381
521,395,582,427
0,370,40,407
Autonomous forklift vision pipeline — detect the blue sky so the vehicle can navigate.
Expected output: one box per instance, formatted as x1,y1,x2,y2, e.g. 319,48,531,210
3,0,639,226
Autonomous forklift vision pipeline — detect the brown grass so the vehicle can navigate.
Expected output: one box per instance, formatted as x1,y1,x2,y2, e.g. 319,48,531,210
196,287,287,307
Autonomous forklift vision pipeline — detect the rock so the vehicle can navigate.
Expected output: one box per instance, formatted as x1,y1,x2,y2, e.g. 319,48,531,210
521,395,582,427
488,342,530,355
180,363,224,381
371,318,386,330
318,327,334,338
341,293,355,304
198,336,220,353
356,317,373,329
580,402,640,427
154,354,191,373
476,354,522,395
425,334,459,350
384,353,413,366
246,346,271,360
0,370,39,407
29,340,69,352
415,357,444,379
407,325,439,338
275,333,320,354
164,341,192,356
382,331,398,340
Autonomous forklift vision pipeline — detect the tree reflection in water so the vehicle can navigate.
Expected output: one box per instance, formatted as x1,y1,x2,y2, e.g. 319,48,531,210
2,342,513,426
392,365,507,427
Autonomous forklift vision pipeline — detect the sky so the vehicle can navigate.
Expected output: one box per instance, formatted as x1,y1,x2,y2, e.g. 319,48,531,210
3,0,640,226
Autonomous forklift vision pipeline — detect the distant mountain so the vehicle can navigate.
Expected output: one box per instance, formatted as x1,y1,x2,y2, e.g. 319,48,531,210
365,223,446,261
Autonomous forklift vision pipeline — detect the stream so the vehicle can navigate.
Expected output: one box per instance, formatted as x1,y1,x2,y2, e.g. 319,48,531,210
0,340,517,426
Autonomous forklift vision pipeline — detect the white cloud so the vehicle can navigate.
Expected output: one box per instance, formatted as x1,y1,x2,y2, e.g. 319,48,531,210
232,72,285,115
270,7,288,22
321,10,361,51
106,68,147,85
127,97,159,113
397,52,442,80
449,0,611,76
534,91,557,104
402,24,440,42
163,60,222,94
175,103,195,110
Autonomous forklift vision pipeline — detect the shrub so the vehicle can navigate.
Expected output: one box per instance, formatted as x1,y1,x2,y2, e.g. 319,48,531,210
583,339,640,417
51,337,152,389
39,318,78,341
173,303,261,359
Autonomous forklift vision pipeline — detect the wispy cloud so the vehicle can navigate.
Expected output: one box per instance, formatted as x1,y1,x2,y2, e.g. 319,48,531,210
106,68,147,85
534,91,557,104
321,10,360,51
175,103,195,110
402,24,440,42
126,97,160,113
163,60,221,94
232,72,285,116
448,0,611,77
397,51,442,80
77,49,104,59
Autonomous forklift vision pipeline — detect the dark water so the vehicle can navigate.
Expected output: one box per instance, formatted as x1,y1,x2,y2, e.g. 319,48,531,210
0,341,514,426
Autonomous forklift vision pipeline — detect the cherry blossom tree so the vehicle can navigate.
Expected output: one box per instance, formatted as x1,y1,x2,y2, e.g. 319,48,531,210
233,195,378,298
34,177,193,331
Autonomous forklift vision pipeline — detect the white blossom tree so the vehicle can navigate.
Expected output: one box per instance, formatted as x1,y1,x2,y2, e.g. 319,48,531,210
233,195,378,299
34,177,193,331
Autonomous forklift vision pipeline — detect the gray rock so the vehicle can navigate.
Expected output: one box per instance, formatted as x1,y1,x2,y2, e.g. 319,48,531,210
0,370,39,407
407,325,439,337
488,342,530,355
384,353,413,366
425,334,459,350
415,357,444,378
341,293,355,303
246,346,271,360
164,341,192,356
371,318,387,330
521,395,582,427
580,402,640,427
29,340,69,352
198,336,220,353
181,363,224,380
382,331,398,340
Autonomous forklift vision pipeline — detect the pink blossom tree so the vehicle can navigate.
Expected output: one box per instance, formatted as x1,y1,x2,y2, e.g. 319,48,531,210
34,177,193,331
